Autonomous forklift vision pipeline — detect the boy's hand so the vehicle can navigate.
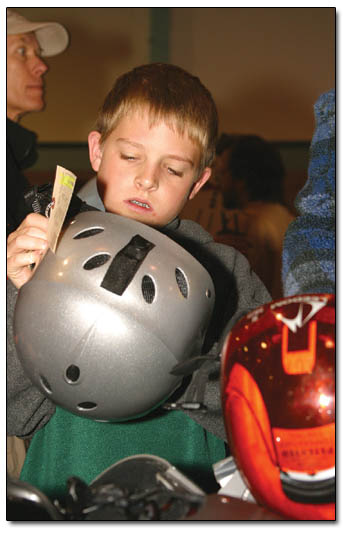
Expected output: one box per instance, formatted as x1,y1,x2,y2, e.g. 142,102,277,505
7,213,49,289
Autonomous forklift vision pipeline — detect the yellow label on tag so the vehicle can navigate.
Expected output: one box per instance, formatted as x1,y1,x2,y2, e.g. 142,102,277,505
47,165,77,252
60,174,75,189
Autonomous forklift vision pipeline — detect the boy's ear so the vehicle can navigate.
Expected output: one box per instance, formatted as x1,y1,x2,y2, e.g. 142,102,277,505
88,131,103,172
189,168,212,200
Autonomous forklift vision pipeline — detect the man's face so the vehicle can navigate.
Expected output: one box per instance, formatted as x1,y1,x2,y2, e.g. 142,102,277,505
88,110,211,228
7,32,48,121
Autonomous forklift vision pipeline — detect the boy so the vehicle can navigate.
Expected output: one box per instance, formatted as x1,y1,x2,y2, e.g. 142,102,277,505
7,63,271,499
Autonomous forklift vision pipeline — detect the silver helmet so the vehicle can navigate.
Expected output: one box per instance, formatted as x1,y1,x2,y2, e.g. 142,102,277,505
14,211,215,422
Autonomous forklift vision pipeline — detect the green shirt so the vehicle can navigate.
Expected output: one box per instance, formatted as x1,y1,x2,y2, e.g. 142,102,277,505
20,405,226,499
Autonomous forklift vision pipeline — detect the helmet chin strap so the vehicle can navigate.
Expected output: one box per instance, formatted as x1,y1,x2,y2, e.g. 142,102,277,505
165,344,220,412
167,308,251,413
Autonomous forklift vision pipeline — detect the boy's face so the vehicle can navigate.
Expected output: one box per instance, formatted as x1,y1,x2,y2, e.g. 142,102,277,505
88,110,211,227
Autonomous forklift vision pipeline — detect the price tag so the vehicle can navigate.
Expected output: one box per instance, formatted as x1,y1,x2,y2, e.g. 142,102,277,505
47,165,77,252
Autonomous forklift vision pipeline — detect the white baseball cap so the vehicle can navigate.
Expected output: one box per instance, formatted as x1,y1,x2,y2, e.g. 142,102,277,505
7,9,69,57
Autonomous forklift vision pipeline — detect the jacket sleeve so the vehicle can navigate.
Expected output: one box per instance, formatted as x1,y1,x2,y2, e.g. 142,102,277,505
7,279,56,438
177,236,272,442
202,238,272,352
282,89,335,296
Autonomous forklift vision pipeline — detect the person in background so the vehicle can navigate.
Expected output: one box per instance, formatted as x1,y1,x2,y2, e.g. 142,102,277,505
282,89,335,296
6,8,69,479
212,134,294,300
6,8,69,236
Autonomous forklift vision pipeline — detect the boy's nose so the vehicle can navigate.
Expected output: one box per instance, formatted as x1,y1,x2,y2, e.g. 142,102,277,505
134,170,158,191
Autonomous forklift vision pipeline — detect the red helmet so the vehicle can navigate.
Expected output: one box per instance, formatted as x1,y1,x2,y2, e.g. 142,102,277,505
221,294,335,520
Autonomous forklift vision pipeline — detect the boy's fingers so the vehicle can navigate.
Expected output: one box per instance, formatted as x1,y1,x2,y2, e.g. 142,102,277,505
8,248,43,270
9,221,48,240
7,213,49,244
6,213,49,289
7,227,48,256
9,234,48,254
7,249,46,289
21,212,49,230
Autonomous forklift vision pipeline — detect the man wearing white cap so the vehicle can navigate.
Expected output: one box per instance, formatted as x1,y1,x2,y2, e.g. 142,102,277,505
6,9,69,236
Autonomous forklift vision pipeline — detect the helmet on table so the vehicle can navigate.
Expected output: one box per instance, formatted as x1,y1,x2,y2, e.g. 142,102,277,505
14,211,215,422
221,294,335,520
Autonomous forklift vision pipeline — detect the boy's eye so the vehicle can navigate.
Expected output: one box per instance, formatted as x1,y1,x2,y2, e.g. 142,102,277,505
167,167,183,177
121,154,137,161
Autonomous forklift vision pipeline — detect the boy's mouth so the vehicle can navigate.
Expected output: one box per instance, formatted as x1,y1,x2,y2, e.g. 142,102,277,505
126,198,153,212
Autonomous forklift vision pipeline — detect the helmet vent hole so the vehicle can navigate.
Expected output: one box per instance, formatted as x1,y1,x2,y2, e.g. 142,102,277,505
83,253,111,270
141,275,156,304
175,268,188,298
77,402,97,411
39,375,52,394
73,227,104,239
65,365,80,383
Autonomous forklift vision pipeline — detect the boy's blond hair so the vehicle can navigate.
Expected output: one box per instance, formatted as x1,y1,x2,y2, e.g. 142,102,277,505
94,63,218,175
